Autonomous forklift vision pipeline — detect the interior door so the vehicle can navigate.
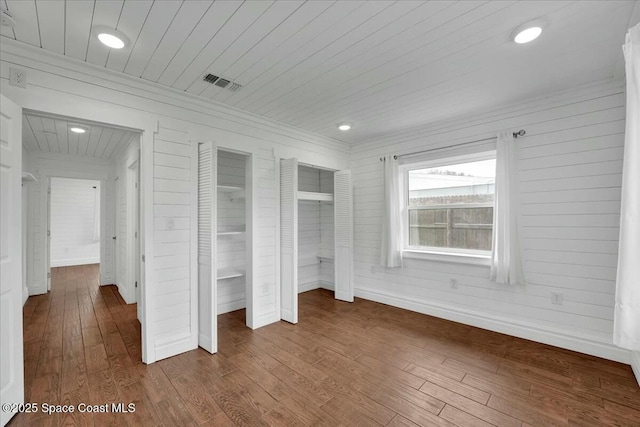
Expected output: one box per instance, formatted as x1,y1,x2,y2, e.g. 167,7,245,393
280,158,298,323
197,142,217,353
334,170,354,302
133,161,141,320
46,178,51,291
0,94,25,426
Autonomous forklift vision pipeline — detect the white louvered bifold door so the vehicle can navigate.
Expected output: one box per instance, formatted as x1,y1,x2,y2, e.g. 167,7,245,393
334,170,354,302
197,143,217,353
280,158,298,323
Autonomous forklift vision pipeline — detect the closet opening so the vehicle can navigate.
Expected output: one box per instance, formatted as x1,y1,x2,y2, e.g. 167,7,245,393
298,164,335,295
280,158,353,325
198,145,253,354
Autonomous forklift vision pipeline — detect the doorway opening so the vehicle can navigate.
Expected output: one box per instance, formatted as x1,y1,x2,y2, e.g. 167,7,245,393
21,110,145,365
48,177,101,290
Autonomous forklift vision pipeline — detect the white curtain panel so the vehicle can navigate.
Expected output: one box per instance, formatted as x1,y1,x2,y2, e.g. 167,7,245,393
490,132,524,285
614,23,640,351
380,155,403,268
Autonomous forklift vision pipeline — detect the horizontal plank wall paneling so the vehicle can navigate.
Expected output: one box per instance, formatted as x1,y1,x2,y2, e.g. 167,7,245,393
1,41,348,362
153,125,198,360
49,177,101,267
351,80,628,363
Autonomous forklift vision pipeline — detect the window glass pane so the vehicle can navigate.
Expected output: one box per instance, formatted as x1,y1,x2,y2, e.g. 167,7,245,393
408,207,493,250
408,159,496,206
407,157,495,251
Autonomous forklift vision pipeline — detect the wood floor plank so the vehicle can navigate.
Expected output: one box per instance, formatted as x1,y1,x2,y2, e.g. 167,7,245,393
12,265,640,427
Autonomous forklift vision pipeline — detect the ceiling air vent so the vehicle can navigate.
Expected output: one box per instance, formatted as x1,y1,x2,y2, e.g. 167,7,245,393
203,73,219,84
202,73,242,92
214,78,230,88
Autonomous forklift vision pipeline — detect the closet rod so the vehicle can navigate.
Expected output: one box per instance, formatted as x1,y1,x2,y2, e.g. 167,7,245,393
379,129,526,161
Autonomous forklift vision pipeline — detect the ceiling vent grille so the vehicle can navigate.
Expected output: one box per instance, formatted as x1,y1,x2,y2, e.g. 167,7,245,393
202,73,242,92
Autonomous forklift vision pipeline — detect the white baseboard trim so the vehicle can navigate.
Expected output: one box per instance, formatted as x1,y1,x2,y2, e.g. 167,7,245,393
218,299,246,315
23,284,29,305
155,333,197,362
28,282,47,296
299,282,320,293
51,257,100,267
252,311,281,330
355,287,631,364
299,281,334,293
319,281,334,291
197,333,216,354
630,352,640,387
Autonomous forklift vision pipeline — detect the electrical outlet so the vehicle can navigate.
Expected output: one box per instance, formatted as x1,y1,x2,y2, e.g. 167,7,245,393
450,278,458,289
551,291,563,305
9,67,27,88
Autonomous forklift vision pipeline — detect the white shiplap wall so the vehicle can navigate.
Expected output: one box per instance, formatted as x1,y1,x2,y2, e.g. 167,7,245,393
2,41,349,363
153,126,197,356
351,80,627,362
49,177,100,267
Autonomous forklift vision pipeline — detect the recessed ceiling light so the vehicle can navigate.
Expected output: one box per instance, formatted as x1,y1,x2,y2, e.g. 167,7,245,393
93,26,129,49
337,122,352,131
512,21,544,44
69,125,88,134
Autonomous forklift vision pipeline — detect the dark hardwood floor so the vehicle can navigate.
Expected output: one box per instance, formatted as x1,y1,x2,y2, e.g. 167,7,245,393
9,265,640,426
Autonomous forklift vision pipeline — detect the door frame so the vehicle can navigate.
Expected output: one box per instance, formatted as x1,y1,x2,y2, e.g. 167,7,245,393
45,176,104,291
18,104,155,364
128,158,141,319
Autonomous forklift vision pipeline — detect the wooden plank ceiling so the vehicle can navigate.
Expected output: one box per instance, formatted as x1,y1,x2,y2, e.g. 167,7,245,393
3,1,638,144
22,112,138,160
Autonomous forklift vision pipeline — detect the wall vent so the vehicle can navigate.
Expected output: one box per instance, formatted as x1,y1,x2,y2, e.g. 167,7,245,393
202,73,242,92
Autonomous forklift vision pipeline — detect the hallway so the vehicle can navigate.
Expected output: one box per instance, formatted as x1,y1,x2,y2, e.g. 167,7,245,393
16,265,143,426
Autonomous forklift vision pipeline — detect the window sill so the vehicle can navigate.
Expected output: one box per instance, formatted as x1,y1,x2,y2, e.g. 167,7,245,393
402,250,491,266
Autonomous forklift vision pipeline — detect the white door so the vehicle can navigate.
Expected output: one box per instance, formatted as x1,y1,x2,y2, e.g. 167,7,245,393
46,179,51,291
197,143,217,353
334,170,354,302
114,177,119,287
280,158,298,323
0,94,25,426
130,160,141,320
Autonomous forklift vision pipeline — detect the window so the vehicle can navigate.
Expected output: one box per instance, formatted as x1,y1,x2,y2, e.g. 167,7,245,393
403,152,496,257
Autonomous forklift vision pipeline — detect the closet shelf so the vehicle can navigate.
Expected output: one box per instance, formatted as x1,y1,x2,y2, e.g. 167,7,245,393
298,191,333,202
217,268,245,280
218,184,243,192
217,231,245,236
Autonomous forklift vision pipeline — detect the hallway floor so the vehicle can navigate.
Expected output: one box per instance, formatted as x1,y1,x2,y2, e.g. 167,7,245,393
10,265,640,426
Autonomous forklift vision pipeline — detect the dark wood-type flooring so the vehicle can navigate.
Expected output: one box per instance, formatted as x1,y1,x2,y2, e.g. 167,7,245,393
9,265,640,426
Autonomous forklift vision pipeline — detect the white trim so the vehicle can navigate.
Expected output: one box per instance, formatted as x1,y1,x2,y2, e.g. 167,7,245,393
154,333,196,362
50,257,100,267
403,250,491,266
218,300,247,316
631,351,640,387
354,287,631,364
253,311,282,330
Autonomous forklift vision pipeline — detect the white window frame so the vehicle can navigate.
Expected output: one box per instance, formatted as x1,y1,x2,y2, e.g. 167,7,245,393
400,150,496,265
